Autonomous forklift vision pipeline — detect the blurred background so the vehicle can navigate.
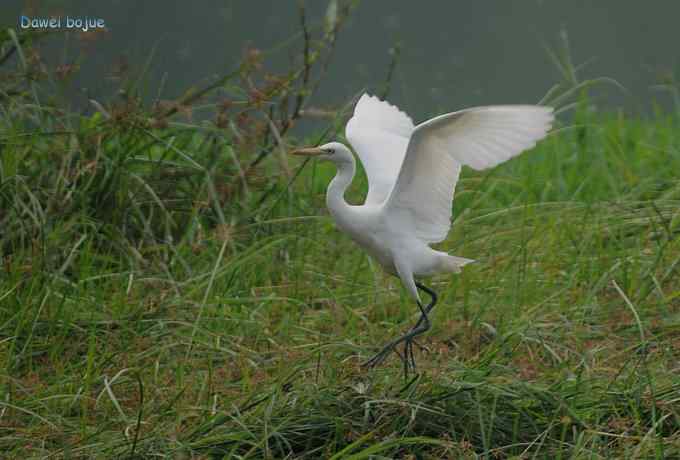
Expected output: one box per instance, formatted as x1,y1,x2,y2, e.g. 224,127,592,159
4,3,680,458
4,0,680,120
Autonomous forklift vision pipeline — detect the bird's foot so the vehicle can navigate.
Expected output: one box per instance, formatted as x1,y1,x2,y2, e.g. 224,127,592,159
362,337,425,377
407,338,430,354
362,341,400,369
362,293,435,375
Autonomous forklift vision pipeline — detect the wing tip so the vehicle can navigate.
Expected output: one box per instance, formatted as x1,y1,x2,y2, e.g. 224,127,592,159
350,92,415,133
355,92,385,111
356,92,372,106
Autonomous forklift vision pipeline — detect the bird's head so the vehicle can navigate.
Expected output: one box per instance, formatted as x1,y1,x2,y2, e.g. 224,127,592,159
289,141,353,165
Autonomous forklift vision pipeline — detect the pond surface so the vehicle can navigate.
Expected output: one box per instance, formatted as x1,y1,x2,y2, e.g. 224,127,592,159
4,1,680,121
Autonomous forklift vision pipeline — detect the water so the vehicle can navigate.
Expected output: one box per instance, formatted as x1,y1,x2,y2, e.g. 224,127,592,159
4,1,680,122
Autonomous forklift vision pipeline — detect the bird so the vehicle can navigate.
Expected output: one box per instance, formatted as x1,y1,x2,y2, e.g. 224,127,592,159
291,93,554,375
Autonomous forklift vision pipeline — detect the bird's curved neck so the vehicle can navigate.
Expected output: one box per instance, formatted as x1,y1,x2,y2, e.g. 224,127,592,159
326,156,356,217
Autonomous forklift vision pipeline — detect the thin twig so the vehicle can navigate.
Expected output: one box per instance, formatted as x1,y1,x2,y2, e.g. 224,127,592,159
380,43,401,100
246,1,355,173
262,111,291,178
158,69,241,120
293,0,312,120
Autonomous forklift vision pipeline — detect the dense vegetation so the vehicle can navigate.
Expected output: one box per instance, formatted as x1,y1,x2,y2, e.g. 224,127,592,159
2,14,680,459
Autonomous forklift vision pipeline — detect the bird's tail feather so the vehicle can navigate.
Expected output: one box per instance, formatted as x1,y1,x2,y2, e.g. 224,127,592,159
441,254,476,273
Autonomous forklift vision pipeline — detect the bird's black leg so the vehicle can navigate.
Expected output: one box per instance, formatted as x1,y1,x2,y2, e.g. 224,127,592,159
411,282,438,333
364,300,430,372
401,282,437,372
403,299,425,378
363,284,437,372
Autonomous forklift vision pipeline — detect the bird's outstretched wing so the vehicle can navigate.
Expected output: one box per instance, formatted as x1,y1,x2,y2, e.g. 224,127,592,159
345,93,415,205
382,106,554,243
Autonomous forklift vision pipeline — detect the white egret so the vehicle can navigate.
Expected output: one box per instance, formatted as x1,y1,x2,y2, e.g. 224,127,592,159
291,93,554,374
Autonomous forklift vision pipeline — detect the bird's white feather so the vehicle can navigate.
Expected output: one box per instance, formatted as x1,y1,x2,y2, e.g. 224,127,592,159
345,93,414,205
383,105,554,243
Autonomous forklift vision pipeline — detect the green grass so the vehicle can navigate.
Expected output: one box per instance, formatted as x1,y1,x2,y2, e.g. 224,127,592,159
3,100,680,458
2,27,680,460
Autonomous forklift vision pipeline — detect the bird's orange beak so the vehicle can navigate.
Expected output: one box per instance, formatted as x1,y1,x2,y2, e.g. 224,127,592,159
290,147,325,157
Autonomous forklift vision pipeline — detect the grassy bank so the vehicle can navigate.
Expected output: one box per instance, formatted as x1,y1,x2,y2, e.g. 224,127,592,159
3,101,680,458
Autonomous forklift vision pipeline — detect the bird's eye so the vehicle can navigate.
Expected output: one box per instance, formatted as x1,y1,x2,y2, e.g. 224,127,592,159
326,148,335,154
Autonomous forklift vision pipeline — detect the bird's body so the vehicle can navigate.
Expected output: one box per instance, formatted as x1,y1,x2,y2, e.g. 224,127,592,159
327,182,463,281
291,93,554,373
